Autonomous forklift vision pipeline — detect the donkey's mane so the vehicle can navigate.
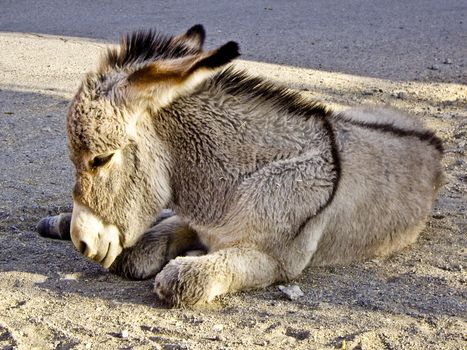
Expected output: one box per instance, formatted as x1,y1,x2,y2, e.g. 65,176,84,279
104,30,200,69
212,68,332,120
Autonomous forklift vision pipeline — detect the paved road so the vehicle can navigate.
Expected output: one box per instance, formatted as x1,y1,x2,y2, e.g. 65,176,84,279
1,0,466,82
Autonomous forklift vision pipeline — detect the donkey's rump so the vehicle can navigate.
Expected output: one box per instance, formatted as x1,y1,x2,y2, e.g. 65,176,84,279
310,108,444,266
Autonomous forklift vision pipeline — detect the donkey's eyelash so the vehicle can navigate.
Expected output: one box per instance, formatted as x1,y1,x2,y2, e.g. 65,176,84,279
90,153,114,168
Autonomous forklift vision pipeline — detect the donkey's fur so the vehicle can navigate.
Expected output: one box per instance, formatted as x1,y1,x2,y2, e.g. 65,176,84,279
67,25,444,306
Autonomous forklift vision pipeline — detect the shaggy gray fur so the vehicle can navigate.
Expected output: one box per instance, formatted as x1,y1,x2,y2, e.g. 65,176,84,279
66,25,444,306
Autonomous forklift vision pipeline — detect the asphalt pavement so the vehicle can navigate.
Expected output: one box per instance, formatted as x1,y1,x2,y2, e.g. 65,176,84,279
1,0,466,81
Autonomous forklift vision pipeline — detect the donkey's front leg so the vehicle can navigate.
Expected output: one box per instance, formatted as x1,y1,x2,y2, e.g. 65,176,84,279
110,216,203,280
154,247,283,306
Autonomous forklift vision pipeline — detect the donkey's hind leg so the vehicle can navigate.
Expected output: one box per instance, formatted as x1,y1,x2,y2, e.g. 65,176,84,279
110,215,203,280
372,222,426,259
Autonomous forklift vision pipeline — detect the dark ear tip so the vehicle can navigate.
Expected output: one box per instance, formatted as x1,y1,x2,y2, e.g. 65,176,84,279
186,24,206,39
220,41,241,59
192,40,240,70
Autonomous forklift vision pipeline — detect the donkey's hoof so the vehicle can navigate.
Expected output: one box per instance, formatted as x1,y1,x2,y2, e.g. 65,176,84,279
153,256,213,307
36,213,72,240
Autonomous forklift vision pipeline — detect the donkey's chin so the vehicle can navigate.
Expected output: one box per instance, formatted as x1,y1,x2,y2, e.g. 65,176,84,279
70,201,123,269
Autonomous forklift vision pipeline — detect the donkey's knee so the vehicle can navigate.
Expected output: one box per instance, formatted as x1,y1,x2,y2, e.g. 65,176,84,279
109,231,171,280
110,215,201,280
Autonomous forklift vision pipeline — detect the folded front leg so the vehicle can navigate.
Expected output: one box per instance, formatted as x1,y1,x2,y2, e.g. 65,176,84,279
154,247,284,306
110,216,203,280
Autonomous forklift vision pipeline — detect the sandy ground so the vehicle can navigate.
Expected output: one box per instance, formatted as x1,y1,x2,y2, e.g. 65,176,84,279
0,1,466,349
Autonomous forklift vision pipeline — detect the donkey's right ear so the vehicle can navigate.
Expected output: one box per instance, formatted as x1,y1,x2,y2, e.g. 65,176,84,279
174,24,206,51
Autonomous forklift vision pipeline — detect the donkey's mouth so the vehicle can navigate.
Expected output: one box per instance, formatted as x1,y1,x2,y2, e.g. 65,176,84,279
70,200,123,269
88,238,122,268
98,242,111,264
99,241,122,269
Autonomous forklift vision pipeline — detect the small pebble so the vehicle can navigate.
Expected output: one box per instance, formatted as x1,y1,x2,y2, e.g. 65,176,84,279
278,285,304,300
443,58,453,65
432,213,445,219
120,329,129,338
428,64,440,71
286,327,311,341
396,91,408,99
212,324,224,332
254,340,268,346
207,335,225,341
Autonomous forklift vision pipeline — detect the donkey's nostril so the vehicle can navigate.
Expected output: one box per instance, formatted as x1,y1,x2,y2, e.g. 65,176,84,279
78,240,88,254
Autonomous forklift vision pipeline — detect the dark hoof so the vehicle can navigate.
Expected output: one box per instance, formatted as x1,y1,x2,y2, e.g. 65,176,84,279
36,213,72,240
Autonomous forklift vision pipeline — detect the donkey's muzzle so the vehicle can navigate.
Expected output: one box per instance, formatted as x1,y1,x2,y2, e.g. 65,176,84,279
70,201,123,268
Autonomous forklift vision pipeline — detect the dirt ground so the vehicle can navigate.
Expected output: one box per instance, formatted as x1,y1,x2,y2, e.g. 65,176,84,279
0,2,466,349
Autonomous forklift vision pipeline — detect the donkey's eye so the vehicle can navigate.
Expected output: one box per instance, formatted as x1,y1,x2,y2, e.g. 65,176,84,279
90,153,114,168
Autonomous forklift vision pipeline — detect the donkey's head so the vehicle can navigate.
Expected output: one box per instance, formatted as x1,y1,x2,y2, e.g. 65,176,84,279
67,25,239,267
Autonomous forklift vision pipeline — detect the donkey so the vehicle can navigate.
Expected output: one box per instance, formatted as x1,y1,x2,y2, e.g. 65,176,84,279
45,25,445,306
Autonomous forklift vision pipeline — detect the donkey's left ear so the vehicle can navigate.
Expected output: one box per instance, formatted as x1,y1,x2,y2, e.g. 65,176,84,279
174,24,206,51
126,41,240,106
188,41,240,72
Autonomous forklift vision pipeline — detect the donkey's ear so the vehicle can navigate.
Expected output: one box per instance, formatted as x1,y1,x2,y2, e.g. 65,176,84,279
127,41,240,106
174,24,206,50
128,41,239,86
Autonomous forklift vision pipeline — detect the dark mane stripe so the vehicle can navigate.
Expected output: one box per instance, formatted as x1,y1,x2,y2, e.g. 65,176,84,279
104,30,200,69
334,114,444,153
212,68,332,120
211,69,443,154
